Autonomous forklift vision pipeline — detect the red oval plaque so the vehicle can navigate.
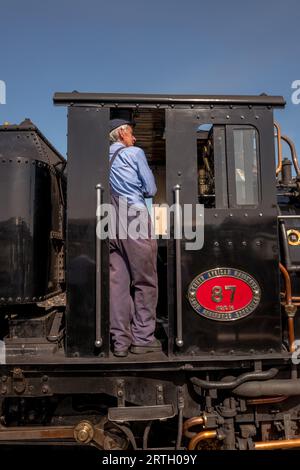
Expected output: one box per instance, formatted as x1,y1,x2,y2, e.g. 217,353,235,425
188,267,261,321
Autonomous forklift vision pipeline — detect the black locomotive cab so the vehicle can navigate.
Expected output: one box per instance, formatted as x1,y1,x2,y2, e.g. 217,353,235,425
3,93,300,451
50,93,285,359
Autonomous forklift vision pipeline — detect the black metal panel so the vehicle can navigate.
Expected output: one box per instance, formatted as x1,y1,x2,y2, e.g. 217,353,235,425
0,119,65,166
0,159,55,304
180,211,281,354
53,92,286,108
0,124,66,305
66,106,110,357
166,107,282,355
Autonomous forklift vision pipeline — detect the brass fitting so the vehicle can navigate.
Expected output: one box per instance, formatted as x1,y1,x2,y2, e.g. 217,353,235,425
285,304,297,318
73,421,94,444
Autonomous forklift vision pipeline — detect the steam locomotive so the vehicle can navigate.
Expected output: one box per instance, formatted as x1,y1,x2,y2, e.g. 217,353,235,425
0,92,300,451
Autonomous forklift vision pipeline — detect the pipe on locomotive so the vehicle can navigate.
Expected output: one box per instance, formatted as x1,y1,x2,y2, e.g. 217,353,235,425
274,122,283,176
183,416,205,439
281,134,300,177
279,262,296,352
188,430,220,450
233,379,300,397
247,396,288,405
254,438,300,450
274,122,300,178
190,367,278,390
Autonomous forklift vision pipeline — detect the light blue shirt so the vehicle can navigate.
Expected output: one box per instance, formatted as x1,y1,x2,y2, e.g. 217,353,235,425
109,143,157,207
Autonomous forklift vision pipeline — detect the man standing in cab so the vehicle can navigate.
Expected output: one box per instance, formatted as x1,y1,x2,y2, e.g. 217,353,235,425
109,119,161,357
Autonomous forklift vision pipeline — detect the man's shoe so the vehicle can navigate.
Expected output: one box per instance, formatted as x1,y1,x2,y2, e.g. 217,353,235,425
130,338,162,354
113,349,128,358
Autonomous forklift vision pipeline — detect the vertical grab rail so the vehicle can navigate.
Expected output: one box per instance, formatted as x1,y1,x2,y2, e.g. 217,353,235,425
95,183,103,348
174,184,183,347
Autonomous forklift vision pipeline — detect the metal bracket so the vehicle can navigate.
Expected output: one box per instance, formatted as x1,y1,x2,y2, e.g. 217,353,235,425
283,414,293,439
177,386,184,411
156,384,164,405
47,311,64,342
116,380,125,407
12,368,26,395
50,231,64,240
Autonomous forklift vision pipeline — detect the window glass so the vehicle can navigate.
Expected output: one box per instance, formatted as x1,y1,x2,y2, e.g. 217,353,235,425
233,128,259,205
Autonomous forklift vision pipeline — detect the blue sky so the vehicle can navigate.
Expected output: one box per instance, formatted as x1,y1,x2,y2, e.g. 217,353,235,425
0,0,300,157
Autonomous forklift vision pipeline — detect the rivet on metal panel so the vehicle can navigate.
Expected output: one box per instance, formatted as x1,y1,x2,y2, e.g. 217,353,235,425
259,213,263,216
244,213,248,217
255,115,259,119
156,385,164,405
117,380,125,406
226,115,230,119
241,115,245,120
214,241,219,247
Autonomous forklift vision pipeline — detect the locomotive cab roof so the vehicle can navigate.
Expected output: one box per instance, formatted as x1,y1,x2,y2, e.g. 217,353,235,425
53,91,286,108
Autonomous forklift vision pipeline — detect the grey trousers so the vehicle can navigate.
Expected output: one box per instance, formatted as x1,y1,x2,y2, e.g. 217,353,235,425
110,195,158,351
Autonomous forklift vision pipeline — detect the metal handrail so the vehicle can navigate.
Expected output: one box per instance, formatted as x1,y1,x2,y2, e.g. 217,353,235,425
174,184,183,348
95,183,103,348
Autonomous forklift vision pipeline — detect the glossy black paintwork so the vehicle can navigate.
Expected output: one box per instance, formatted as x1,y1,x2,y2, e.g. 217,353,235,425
0,124,65,305
54,92,286,107
165,107,282,354
55,94,284,360
66,107,110,357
